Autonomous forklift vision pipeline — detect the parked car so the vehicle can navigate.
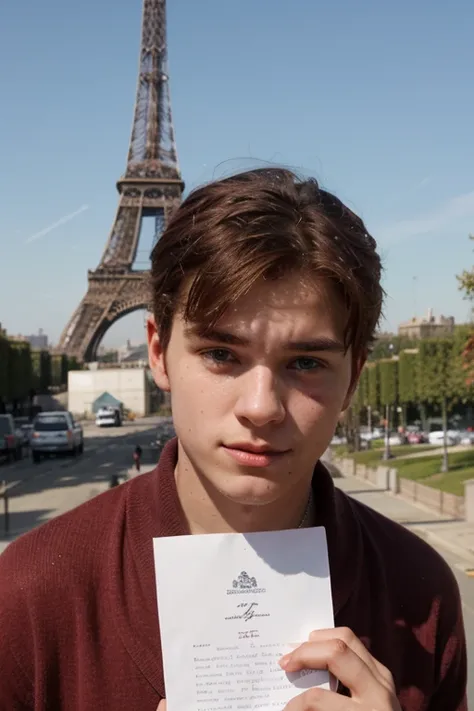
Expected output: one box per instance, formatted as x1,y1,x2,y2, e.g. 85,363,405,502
406,431,428,444
428,430,460,446
0,414,23,461
31,411,84,463
460,431,474,446
95,407,122,427
359,427,383,442
13,416,34,448
388,432,408,446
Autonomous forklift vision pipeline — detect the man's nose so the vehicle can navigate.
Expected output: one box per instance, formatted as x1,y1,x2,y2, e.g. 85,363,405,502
234,367,285,427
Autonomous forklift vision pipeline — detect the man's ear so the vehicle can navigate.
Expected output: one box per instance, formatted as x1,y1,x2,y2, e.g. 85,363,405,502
341,353,367,412
147,315,171,392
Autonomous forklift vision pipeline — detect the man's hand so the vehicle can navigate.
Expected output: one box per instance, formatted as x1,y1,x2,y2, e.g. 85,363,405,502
279,627,401,710
156,628,400,711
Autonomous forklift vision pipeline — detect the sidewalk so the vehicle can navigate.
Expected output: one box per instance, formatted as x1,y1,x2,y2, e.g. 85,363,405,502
334,475,474,566
4,453,474,566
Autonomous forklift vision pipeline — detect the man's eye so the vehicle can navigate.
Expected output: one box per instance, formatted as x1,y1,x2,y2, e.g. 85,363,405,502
203,349,236,364
291,357,323,371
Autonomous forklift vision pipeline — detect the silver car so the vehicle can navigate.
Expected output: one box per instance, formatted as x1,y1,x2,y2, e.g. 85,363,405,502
31,411,84,463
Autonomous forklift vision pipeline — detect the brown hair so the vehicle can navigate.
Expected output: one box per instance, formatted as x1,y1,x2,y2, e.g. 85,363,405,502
150,168,384,358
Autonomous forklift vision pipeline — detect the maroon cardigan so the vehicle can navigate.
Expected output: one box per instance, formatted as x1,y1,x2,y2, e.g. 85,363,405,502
0,439,467,710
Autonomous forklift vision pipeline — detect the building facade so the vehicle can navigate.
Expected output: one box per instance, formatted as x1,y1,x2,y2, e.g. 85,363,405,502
68,366,154,418
398,309,455,339
27,329,48,349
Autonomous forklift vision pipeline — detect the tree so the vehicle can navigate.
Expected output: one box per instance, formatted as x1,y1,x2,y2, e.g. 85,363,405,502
67,356,80,371
456,236,474,384
32,349,52,393
417,338,466,472
51,354,70,388
457,234,474,296
379,359,398,408
455,323,474,388
352,369,367,413
359,368,372,431
451,325,474,393
348,369,374,449
341,404,360,453
7,340,33,403
99,350,119,363
398,349,428,430
0,334,9,405
367,363,379,412
368,335,416,362
462,337,474,386
379,359,398,459
398,351,418,405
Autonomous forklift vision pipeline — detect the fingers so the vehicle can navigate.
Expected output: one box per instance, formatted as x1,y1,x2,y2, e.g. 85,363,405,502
308,627,394,689
285,684,399,711
280,638,380,702
156,699,167,711
279,627,398,708
284,686,359,711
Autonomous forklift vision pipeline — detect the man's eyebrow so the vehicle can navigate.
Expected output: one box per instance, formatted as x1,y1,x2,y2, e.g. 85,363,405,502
184,327,345,353
285,338,345,353
184,327,249,346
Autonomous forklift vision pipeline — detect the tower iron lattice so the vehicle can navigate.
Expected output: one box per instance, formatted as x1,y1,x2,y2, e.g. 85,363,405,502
57,0,183,361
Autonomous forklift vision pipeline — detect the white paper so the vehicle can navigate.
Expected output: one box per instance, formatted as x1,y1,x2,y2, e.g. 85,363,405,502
153,527,334,711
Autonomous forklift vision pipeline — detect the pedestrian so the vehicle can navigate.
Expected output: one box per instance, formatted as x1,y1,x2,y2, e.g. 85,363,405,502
133,444,142,472
0,168,466,710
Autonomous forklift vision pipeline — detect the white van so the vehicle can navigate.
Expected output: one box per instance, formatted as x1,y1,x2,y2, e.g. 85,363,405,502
95,407,122,428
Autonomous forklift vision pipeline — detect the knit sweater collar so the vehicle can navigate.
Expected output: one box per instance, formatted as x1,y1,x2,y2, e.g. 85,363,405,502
108,438,361,698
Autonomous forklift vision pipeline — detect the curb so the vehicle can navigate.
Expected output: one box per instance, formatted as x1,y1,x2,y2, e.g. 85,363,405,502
338,472,474,567
412,526,474,568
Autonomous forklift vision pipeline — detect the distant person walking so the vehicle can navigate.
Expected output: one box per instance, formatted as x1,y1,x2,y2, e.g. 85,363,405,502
133,445,142,472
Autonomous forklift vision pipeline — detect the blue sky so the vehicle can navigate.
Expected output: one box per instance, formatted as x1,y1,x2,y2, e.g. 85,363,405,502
1,0,474,348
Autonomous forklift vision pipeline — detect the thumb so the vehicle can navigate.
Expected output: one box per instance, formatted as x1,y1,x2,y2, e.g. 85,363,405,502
157,700,167,711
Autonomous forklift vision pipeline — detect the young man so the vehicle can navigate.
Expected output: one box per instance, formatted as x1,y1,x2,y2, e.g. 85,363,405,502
0,168,466,711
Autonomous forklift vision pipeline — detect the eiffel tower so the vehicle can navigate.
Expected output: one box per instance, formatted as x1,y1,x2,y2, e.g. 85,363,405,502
57,0,183,361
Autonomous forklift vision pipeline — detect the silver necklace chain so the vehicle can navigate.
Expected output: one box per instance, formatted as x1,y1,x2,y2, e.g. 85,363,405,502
298,490,314,529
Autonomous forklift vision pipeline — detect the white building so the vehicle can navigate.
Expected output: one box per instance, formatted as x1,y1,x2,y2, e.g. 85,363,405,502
398,308,455,339
68,366,154,418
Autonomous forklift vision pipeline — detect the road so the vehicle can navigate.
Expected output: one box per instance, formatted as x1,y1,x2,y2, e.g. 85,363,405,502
1,420,473,702
0,416,172,542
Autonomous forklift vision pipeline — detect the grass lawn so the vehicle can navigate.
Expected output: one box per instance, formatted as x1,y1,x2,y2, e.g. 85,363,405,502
395,450,474,497
336,446,474,497
334,444,436,465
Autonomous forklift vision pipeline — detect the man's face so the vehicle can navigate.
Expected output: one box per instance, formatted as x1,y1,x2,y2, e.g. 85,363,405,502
148,272,360,506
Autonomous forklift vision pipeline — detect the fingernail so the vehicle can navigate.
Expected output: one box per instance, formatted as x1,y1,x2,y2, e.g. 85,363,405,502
279,655,290,669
